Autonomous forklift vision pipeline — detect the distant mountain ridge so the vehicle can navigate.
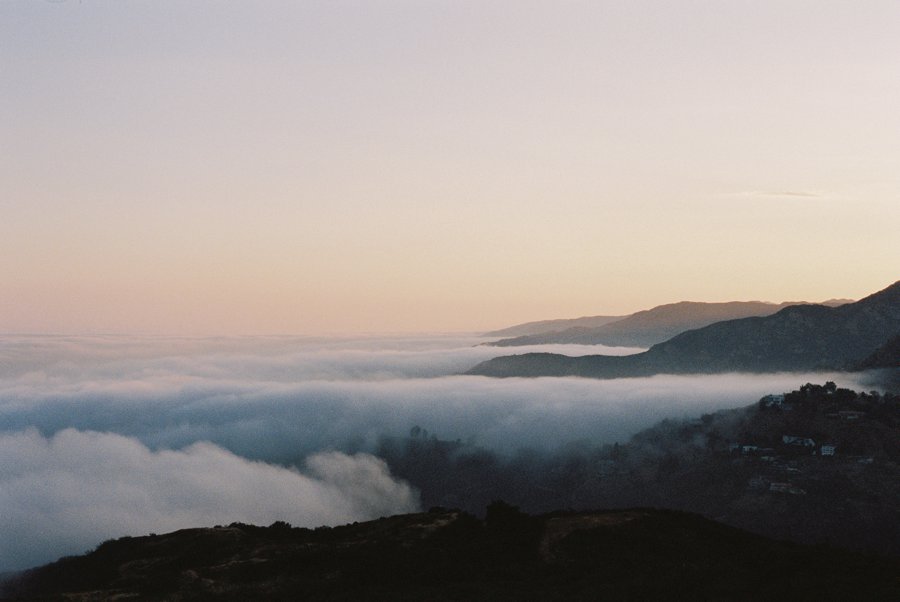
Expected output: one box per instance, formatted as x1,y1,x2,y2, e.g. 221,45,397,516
484,315,624,337
486,299,853,348
468,281,899,378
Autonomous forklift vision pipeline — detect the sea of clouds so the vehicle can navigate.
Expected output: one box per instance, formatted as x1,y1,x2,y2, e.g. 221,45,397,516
0,334,868,571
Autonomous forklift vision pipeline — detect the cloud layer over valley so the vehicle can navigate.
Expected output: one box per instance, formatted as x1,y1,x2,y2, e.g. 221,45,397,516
0,335,872,570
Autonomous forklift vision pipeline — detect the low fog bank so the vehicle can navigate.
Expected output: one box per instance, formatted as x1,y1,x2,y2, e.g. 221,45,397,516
0,335,876,572
0,370,866,462
0,334,641,382
0,429,418,572
0,336,869,459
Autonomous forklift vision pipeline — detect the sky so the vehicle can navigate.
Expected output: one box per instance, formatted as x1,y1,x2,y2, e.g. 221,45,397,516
2,0,899,335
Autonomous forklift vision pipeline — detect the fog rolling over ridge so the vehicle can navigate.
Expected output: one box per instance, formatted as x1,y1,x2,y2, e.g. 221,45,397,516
0,431,417,572
0,333,872,571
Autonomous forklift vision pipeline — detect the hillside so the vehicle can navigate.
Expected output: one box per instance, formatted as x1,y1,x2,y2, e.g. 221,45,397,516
3,506,898,601
469,281,899,378
373,382,900,558
580,383,900,556
857,334,900,370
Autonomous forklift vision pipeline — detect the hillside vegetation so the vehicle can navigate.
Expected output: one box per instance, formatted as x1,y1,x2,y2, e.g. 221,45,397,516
3,383,898,599
4,506,898,601
375,382,900,557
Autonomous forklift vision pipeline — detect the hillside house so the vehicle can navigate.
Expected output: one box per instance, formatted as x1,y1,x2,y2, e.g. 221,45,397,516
820,444,836,456
782,435,816,448
838,410,865,421
729,443,764,456
760,394,789,409
769,482,806,495
748,476,768,490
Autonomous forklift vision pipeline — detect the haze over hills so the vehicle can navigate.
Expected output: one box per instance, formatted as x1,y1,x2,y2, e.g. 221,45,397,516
468,281,899,379
375,382,900,557
484,315,625,338
857,335,900,390
486,299,853,348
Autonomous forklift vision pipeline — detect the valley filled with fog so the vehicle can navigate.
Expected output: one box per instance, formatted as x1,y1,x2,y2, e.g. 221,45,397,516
0,334,868,571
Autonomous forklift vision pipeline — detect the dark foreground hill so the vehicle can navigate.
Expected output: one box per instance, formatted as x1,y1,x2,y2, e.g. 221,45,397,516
3,505,898,601
469,281,899,378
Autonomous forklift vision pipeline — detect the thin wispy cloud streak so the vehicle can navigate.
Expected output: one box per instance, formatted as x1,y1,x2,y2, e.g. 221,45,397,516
722,190,831,201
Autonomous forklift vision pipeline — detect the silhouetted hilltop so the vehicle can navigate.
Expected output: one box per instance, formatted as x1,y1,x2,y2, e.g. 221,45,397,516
4,506,898,601
469,281,899,378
